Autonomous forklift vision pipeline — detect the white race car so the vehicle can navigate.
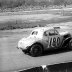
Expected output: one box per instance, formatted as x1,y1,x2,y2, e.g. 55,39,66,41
17,27,72,57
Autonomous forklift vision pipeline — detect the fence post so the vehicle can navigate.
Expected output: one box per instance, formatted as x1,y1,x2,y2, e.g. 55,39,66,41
41,65,49,72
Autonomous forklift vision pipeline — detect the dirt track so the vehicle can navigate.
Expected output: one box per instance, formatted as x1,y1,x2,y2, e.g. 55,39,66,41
0,34,72,72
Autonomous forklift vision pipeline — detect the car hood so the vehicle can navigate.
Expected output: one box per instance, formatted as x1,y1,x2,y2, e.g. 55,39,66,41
18,36,41,48
21,36,39,42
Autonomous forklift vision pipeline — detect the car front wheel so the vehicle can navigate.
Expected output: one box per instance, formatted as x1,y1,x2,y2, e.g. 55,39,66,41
30,44,43,57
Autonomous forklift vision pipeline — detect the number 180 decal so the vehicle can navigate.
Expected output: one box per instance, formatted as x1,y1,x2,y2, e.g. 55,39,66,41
49,37,60,47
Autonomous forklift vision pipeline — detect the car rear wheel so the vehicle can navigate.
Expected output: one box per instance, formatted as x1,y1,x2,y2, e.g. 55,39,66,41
30,44,43,57
68,39,72,49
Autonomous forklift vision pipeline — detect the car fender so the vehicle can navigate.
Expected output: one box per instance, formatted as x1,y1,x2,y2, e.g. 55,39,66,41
61,37,72,48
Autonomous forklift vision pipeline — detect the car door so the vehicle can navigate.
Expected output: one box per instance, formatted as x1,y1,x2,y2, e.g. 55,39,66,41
43,30,49,48
48,29,61,49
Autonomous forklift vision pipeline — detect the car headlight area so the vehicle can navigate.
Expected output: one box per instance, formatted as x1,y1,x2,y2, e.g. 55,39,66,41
17,40,31,50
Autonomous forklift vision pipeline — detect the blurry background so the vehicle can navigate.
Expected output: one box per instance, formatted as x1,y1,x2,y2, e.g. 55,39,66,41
0,0,72,12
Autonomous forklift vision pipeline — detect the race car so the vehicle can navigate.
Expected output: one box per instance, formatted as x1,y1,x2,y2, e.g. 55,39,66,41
17,26,72,57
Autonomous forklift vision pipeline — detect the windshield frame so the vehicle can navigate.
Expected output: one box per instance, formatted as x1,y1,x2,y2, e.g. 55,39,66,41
31,31,38,35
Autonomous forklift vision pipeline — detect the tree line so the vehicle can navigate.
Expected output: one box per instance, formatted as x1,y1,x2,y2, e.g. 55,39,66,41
0,0,72,9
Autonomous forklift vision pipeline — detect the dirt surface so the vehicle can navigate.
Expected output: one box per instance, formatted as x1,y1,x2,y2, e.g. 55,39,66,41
0,36,72,72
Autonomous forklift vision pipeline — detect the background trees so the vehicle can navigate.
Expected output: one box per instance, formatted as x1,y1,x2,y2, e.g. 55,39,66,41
0,0,72,9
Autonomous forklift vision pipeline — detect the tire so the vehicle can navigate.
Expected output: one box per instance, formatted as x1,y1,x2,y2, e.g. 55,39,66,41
68,39,72,49
30,44,43,57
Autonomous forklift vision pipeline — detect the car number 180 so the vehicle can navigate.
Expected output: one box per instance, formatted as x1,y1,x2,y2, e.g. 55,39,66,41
48,37,60,48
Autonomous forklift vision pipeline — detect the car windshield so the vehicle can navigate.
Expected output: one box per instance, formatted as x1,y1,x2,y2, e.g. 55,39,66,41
31,31,38,35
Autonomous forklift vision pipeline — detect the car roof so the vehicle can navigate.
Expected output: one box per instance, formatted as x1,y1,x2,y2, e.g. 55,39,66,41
33,26,68,32
32,27,53,32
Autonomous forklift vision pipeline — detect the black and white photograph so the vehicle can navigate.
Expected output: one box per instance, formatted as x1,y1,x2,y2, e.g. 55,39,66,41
0,0,72,72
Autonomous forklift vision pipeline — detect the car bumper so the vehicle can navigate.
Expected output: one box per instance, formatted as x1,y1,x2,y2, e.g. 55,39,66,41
17,46,30,54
